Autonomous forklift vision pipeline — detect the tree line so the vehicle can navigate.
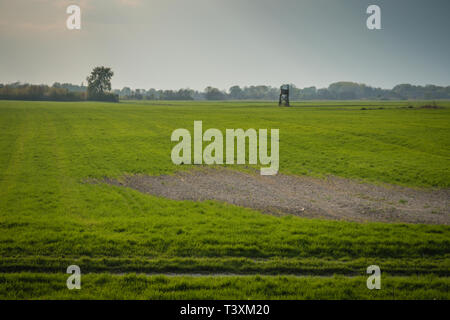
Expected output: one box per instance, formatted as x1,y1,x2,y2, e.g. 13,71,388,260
0,82,86,101
114,82,450,101
1,80,449,101
0,67,118,102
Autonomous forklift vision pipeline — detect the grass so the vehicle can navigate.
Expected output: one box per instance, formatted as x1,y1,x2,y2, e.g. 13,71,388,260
0,273,448,300
0,99,449,299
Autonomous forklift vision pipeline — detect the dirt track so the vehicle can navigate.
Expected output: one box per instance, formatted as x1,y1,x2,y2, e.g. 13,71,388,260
103,168,449,225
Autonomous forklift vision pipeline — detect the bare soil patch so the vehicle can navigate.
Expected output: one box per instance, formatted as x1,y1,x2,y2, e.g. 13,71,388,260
103,168,449,224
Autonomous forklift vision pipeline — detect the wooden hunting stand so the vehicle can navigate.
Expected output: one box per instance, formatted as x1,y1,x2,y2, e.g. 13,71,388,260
279,84,290,106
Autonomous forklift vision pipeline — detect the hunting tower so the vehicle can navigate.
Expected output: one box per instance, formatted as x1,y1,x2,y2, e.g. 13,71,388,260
279,84,290,106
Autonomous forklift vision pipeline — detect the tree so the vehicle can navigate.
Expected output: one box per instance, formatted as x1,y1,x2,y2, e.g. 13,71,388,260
86,66,118,102
205,87,227,100
120,87,132,97
328,82,362,100
229,85,243,100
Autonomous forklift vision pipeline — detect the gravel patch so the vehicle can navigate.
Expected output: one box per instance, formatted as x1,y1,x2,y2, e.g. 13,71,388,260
102,168,449,225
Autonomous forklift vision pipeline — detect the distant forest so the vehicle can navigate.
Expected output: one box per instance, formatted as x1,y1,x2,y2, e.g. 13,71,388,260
1,81,449,101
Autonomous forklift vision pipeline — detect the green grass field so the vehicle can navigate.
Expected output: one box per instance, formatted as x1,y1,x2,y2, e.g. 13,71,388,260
0,100,449,299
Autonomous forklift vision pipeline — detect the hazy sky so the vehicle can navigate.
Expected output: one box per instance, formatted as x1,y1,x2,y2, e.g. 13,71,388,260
0,0,449,90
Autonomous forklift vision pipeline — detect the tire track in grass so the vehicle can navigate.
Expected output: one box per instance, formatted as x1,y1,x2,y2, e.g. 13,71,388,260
0,107,28,201
0,106,42,218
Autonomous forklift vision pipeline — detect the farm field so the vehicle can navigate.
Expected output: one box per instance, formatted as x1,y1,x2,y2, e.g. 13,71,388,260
0,99,449,299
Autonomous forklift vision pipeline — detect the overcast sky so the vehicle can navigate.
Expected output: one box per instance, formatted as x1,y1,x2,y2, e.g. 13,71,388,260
0,0,449,90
